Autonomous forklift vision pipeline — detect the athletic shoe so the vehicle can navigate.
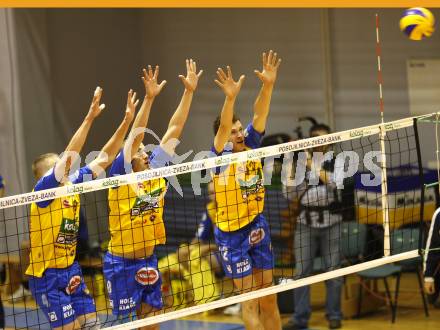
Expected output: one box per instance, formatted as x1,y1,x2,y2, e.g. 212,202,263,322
223,303,241,315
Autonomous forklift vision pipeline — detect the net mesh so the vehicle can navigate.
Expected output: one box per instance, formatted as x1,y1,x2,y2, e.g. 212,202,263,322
0,114,437,329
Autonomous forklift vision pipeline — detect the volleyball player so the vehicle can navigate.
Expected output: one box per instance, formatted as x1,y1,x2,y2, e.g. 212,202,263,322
26,87,138,330
103,60,202,329
0,175,4,197
211,50,282,330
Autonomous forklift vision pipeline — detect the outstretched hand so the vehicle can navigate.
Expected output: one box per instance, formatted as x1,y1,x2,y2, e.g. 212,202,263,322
179,59,203,92
214,66,245,99
254,50,282,85
125,89,139,122
87,87,106,120
142,65,167,99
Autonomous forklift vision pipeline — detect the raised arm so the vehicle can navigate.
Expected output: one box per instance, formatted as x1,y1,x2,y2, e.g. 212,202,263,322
160,59,203,155
213,66,245,153
126,65,166,159
54,87,105,181
252,50,282,133
89,90,138,177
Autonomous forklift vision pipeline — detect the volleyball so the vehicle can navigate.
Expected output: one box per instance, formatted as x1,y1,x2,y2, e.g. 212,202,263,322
400,7,435,40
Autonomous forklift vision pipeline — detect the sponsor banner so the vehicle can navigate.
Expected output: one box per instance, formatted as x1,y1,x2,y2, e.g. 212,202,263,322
0,115,418,209
355,167,438,228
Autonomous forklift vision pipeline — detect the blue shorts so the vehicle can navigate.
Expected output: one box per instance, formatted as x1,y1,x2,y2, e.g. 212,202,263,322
103,253,163,316
29,262,96,329
214,214,274,278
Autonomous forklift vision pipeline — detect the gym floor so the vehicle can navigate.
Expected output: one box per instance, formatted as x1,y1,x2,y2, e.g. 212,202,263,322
2,272,439,330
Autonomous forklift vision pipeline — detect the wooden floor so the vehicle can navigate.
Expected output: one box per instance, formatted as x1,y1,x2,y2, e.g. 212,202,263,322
2,272,440,329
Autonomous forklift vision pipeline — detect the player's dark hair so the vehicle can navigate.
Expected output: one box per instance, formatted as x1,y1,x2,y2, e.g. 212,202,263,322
310,123,331,136
213,114,241,135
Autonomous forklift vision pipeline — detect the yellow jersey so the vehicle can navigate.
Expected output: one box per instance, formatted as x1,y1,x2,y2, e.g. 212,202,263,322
211,123,265,232
107,178,167,254
25,166,93,277
212,160,265,232
107,146,173,255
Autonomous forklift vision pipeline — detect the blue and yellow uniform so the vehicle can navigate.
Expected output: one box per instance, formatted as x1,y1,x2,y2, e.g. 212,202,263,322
0,175,4,190
103,146,172,316
211,123,273,278
195,201,225,277
195,201,216,242
26,166,96,328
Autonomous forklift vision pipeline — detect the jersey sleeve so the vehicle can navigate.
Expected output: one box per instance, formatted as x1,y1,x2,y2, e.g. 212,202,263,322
195,211,214,242
109,149,132,177
425,210,440,278
149,146,173,169
34,167,62,208
69,166,94,184
244,123,264,150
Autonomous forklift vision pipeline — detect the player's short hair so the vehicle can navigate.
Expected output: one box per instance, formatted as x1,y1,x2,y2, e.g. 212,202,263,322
213,114,241,135
310,123,331,136
32,153,59,178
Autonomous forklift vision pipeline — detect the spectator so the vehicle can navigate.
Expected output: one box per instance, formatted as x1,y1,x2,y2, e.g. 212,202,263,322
283,124,344,330
424,207,440,308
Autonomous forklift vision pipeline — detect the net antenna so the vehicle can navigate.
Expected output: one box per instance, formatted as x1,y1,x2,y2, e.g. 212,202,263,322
376,13,391,257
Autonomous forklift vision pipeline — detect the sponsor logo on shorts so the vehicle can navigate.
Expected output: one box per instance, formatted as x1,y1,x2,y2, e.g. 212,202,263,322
249,228,265,245
135,267,159,285
66,275,81,295
118,297,136,311
219,246,229,262
48,312,58,322
235,259,251,274
62,304,74,319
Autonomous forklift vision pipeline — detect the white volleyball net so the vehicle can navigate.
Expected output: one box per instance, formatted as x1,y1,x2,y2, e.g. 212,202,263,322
0,113,438,329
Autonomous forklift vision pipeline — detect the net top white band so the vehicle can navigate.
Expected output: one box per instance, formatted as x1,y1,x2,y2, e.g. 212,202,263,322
0,113,430,210
106,250,418,330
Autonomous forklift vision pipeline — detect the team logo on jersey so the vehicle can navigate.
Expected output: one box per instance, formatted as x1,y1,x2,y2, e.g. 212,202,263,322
237,167,264,200
131,187,163,219
65,275,81,295
135,267,159,285
56,218,78,245
249,228,265,245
